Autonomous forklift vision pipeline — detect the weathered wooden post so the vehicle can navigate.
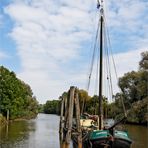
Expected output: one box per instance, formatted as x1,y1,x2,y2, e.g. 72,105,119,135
65,86,75,148
74,88,82,148
61,92,69,148
59,96,65,147
59,86,83,148
60,87,75,148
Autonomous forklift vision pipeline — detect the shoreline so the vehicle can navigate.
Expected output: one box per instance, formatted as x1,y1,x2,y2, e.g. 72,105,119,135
0,113,38,125
0,114,7,125
1,113,147,127
125,121,147,127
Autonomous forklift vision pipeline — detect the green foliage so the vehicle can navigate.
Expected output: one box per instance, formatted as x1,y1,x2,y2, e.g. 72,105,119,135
127,97,148,124
84,95,108,116
86,95,98,114
59,89,91,114
43,100,60,114
139,51,148,70
0,66,38,120
108,51,148,124
38,104,44,113
119,70,148,104
78,89,91,113
58,88,109,118
0,114,6,125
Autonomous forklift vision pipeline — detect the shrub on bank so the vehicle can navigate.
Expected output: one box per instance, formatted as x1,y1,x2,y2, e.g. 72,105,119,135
0,114,7,125
127,97,148,125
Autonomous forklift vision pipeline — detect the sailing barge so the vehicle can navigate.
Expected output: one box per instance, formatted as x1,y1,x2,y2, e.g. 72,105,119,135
59,0,132,148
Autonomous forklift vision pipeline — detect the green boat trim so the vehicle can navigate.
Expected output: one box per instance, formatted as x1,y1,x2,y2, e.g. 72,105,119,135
89,129,132,142
89,130,109,140
114,130,132,142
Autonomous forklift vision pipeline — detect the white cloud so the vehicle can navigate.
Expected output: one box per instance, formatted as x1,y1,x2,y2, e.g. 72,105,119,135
114,49,145,75
104,0,148,50
3,0,148,103
4,0,95,103
87,48,147,102
111,48,146,92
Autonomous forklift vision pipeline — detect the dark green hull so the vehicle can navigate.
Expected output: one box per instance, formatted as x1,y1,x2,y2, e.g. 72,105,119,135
88,130,132,148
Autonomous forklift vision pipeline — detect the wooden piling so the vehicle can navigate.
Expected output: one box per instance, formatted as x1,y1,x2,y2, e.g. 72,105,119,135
59,96,65,146
75,89,82,148
65,87,75,147
59,86,82,148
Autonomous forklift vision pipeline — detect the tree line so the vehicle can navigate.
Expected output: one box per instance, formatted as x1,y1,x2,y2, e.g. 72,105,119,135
38,100,60,114
0,66,38,121
42,51,148,125
108,51,148,125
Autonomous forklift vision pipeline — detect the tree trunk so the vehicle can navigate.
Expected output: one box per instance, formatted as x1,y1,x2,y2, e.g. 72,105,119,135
7,109,9,121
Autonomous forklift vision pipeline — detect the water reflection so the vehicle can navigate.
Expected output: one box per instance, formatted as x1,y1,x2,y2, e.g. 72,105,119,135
125,124,148,148
0,122,27,147
0,114,60,148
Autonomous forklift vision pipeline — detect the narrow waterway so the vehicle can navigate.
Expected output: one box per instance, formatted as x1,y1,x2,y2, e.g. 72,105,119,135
0,114,147,148
0,114,59,148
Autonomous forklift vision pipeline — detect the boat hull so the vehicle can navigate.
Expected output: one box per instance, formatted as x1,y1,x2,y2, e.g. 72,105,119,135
90,138,131,148
112,137,132,148
88,130,132,148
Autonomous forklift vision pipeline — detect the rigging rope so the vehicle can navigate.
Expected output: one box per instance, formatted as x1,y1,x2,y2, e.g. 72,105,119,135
86,20,100,92
94,45,99,95
103,13,128,117
104,24,114,101
85,0,129,119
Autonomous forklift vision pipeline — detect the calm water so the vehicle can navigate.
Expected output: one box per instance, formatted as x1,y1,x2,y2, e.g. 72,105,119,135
0,114,147,148
126,124,148,148
0,114,60,148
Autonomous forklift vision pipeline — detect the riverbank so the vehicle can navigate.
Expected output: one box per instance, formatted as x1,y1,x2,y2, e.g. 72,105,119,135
126,121,147,126
11,114,38,121
0,114,7,125
0,113,38,125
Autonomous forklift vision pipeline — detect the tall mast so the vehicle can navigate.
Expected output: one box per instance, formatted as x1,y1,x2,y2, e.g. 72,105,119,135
98,0,104,130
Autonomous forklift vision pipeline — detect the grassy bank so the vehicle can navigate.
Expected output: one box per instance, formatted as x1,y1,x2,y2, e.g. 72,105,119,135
0,114,7,125
0,113,38,125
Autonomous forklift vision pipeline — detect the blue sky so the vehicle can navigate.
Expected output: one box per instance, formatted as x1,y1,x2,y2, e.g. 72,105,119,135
0,0,147,103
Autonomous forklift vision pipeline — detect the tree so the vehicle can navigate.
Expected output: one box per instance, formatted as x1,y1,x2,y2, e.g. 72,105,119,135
85,95,109,117
110,51,148,124
139,51,148,70
119,52,148,104
78,89,91,114
44,100,60,114
118,71,140,103
0,66,38,119
38,104,44,113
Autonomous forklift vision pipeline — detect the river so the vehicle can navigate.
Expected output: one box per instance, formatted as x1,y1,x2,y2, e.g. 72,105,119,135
0,114,147,148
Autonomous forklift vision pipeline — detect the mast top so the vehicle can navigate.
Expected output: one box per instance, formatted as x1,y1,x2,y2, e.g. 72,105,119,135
97,0,104,16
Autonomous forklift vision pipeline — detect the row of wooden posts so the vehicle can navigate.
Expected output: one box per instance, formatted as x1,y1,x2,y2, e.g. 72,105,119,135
59,86,82,148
